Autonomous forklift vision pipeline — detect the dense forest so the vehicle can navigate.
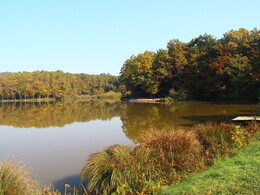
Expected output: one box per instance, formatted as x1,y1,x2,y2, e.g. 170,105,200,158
120,28,260,100
0,71,120,100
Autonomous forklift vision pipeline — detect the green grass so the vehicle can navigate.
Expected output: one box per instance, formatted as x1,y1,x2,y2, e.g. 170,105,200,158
160,133,260,195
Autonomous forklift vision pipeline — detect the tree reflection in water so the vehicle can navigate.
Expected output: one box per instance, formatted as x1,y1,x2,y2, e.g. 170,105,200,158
0,101,258,141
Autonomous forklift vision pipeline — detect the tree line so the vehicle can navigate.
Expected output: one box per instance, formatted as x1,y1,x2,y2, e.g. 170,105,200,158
120,28,260,100
0,28,259,101
0,71,120,100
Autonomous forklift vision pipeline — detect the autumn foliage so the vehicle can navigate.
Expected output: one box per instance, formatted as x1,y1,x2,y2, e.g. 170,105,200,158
0,71,120,101
120,28,260,100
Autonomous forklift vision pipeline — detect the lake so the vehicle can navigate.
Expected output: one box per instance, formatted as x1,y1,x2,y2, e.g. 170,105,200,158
0,100,259,190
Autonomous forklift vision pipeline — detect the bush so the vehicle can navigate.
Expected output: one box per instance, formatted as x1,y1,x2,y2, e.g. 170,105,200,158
96,92,122,99
168,89,188,101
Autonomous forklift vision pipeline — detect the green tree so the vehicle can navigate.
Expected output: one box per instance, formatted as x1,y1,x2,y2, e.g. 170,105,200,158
120,51,157,97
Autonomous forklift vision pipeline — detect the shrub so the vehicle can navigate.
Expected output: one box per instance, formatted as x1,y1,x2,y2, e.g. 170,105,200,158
96,92,122,99
168,89,188,101
0,158,38,195
231,122,260,147
231,125,247,147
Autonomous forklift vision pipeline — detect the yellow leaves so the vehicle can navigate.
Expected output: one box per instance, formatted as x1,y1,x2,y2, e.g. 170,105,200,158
227,41,238,49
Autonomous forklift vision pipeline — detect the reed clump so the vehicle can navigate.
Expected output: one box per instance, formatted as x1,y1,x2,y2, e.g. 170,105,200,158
81,129,208,194
81,145,163,194
0,158,65,195
0,158,38,195
139,129,205,184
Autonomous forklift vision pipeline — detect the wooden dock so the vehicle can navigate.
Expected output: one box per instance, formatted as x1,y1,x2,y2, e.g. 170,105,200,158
232,116,260,123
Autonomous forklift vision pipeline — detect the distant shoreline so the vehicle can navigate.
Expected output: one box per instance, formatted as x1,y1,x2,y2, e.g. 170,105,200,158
0,92,122,103
122,98,171,103
0,98,56,103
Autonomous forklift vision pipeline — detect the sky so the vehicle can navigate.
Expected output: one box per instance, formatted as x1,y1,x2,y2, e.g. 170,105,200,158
0,0,259,75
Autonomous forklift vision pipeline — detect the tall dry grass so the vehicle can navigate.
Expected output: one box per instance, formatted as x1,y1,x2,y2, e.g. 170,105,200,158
243,122,260,142
140,130,205,173
81,145,163,194
0,158,38,195
192,123,235,161
81,130,207,194
0,158,65,195
41,185,62,195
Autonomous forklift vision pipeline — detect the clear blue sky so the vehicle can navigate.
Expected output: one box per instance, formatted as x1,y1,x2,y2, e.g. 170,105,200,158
0,0,259,75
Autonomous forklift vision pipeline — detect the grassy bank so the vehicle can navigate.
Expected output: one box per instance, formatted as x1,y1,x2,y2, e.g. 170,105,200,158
80,123,259,194
160,132,260,195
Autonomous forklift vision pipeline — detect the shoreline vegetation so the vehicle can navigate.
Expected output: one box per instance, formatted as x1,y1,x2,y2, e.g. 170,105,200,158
122,98,170,103
0,28,259,103
0,98,56,103
160,132,260,194
0,122,259,194
0,92,122,103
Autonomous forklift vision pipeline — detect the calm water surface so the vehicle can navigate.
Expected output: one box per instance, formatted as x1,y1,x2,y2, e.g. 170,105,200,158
0,100,259,189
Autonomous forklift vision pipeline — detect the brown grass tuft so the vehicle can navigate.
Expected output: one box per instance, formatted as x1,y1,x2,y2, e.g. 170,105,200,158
81,145,163,194
140,129,204,174
0,158,39,195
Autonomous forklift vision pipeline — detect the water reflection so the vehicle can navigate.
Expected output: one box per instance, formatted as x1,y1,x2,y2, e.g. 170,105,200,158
0,101,126,128
0,101,259,139
0,100,258,188
121,101,259,140
0,117,132,187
